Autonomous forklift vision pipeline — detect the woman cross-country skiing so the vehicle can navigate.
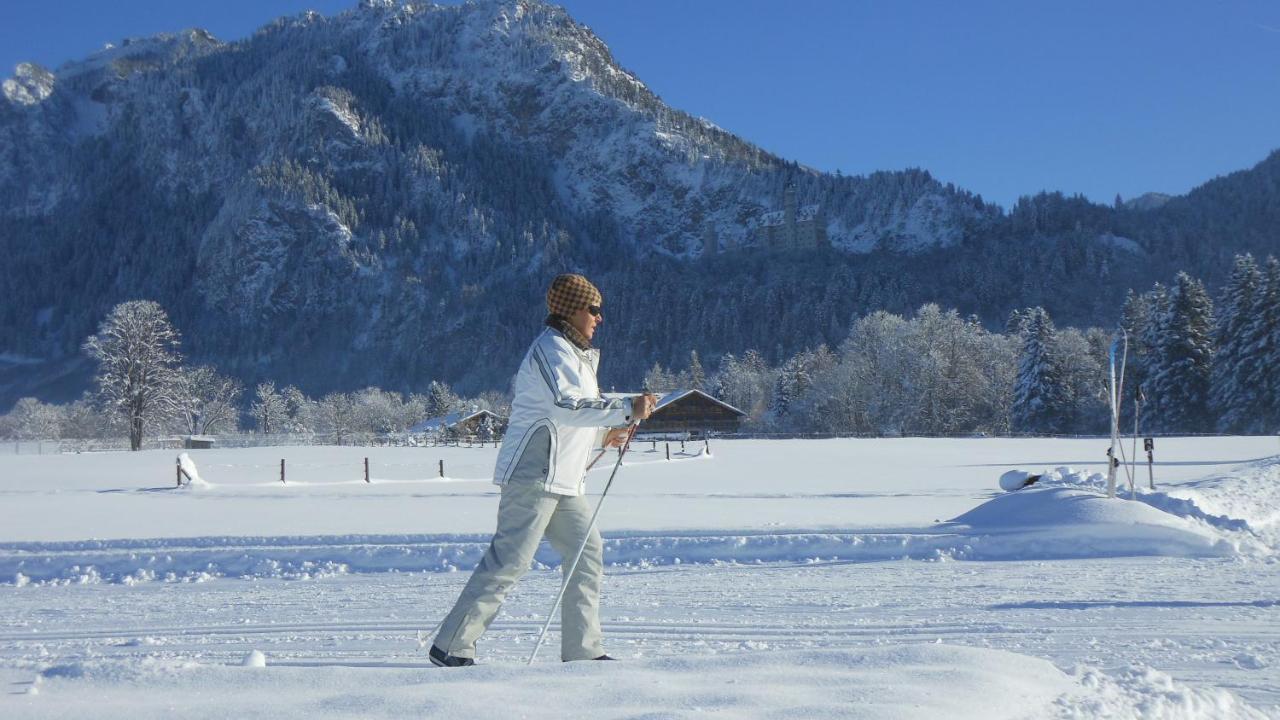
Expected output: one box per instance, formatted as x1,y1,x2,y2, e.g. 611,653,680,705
430,273,656,666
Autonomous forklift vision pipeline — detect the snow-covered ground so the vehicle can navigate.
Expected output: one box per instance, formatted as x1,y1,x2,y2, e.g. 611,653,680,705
2,436,1278,718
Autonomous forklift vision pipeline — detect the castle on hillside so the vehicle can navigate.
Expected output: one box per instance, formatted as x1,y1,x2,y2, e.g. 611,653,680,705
702,185,828,256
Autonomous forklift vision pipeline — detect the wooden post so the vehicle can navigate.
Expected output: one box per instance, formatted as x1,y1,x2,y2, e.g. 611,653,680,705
705,439,710,455
681,439,686,453
666,443,670,461
281,459,286,485
364,457,370,483
439,459,444,477
1144,437,1155,490
176,459,182,488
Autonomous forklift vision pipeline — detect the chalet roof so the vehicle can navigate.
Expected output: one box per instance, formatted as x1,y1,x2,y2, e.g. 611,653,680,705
603,389,747,417
409,408,504,434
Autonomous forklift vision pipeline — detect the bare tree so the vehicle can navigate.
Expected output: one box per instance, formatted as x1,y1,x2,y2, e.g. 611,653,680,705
252,381,289,434
316,392,362,445
355,388,417,434
281,385,316,434
61,394,117,440
82,300,184,451
1,398,64,440
175,365,243,435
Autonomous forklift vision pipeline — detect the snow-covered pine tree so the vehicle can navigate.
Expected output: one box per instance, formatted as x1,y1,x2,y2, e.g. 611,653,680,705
1136,283,1170,421
1011,307,1068,434
1238,256,1280,432
1211,255,1262,432
424,380,463,419
1146,273,1215,433
82,300,184,451
770,346,836,427
687,351,706,392
1120,289,1152,417
642,362,680,393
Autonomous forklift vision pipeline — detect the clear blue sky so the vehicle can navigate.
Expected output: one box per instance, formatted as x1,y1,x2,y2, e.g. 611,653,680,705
3,0,1278,209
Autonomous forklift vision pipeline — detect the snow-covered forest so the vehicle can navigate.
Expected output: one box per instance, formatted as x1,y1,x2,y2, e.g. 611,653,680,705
4,253,1277,446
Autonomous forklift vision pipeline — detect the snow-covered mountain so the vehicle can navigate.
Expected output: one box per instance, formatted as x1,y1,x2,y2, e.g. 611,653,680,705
1,0,1277,405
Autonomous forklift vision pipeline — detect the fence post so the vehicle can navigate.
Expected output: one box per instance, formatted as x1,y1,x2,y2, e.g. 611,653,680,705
176,459,182,488
704,439,710,455
281,459,286,485
439,459,444,478
364,457,370,483
666,443,670,461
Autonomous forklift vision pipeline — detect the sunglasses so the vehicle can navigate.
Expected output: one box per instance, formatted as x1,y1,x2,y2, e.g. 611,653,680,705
587,305,602,317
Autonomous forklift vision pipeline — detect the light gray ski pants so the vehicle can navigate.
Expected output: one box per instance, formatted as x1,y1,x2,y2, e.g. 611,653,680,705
434,427,604,661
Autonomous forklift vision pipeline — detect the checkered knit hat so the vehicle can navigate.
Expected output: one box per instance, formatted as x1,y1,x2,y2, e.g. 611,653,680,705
546,274,602,317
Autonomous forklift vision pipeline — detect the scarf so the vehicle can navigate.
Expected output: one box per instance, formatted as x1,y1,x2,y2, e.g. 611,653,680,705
546,314,592,351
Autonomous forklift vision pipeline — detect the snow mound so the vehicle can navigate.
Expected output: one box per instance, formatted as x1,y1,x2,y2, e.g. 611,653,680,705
1001,458,1280,554
25,646,1269,720
1137,456,1280,550
176,453,209,488
944,486,1245,560
1058,664,1272,720
242,650,266,668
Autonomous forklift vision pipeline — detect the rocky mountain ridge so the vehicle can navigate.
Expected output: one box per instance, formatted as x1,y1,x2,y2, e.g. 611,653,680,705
1,0,1276,407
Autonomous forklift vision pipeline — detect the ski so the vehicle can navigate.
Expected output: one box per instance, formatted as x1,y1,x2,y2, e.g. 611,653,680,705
1105,330,1128,498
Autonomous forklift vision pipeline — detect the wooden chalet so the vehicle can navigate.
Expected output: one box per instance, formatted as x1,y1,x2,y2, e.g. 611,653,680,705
607,389,746,436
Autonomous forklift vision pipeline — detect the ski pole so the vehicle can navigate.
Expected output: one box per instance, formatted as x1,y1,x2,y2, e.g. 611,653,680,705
527,422,640,665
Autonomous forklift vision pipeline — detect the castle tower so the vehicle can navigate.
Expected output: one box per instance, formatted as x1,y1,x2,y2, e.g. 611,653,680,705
783,185,797,250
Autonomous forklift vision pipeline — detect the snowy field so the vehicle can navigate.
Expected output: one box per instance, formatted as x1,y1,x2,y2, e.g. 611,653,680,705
2,436,1278,718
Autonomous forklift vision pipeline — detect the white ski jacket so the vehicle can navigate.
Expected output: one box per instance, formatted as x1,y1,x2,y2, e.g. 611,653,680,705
493,327,634,496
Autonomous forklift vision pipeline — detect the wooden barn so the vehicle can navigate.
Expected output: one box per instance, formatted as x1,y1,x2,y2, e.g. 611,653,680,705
608,389,745,436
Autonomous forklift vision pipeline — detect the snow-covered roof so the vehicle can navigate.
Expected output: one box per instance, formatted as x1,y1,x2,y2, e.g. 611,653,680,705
603,389,746,417
409,408,503,434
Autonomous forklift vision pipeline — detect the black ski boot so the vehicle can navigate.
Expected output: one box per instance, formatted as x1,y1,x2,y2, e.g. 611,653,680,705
429,645,475,667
